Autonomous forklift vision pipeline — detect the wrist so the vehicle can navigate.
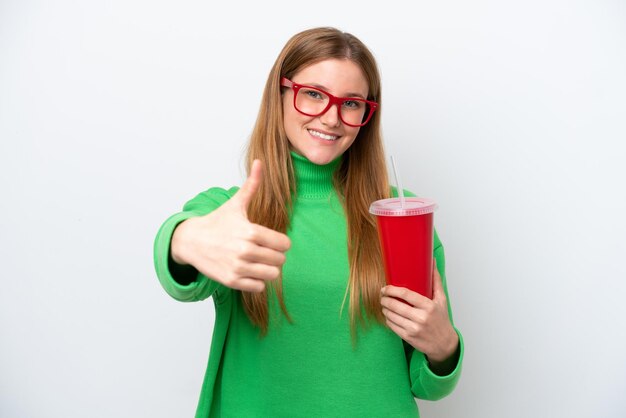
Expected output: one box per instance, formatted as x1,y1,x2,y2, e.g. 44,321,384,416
171,220,193,265
428,327,459,363
426,331,460,376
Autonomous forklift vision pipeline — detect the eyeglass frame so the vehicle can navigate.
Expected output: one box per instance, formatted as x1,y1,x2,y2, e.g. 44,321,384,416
280,77,378,127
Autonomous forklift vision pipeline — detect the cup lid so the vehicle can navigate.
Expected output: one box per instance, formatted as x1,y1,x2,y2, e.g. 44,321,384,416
369,197,438,216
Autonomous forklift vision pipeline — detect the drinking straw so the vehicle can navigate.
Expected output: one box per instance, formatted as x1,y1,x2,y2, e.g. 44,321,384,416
390,155,405,208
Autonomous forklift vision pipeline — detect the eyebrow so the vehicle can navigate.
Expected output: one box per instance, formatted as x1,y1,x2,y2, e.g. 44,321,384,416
305,82,367,100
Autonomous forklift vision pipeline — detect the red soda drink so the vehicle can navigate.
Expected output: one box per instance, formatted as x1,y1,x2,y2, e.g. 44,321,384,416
369,197,438,300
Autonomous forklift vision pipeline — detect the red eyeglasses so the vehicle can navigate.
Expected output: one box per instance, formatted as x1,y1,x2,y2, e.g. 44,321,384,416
280,77,378,127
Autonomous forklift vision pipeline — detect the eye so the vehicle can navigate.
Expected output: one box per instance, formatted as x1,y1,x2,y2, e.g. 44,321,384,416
302,88,324,100
343,100,363,110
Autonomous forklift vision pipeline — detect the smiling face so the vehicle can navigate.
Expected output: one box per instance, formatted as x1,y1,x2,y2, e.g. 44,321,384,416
282,59,370,165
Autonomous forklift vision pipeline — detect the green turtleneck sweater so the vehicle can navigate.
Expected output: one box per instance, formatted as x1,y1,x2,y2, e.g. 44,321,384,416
153,152,463,418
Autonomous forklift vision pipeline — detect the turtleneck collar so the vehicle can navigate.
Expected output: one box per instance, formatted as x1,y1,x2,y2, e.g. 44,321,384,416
290,151,342,199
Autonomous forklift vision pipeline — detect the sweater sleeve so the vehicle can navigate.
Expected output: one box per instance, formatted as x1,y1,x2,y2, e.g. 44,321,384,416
153,186,239,303
405,230,464,400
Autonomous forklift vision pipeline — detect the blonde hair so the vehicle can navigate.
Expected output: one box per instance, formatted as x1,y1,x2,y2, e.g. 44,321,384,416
243,27,390,336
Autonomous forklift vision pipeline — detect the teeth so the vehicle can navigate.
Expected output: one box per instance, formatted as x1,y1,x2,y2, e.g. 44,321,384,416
309,129,338,141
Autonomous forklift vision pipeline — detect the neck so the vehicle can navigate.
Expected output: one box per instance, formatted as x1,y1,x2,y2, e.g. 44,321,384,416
290,151,341,198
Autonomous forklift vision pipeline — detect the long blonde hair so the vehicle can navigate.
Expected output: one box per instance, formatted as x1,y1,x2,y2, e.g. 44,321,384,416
243,27,390,336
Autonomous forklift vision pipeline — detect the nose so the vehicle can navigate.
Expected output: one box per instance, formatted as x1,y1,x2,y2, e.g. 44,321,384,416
319,104,341,127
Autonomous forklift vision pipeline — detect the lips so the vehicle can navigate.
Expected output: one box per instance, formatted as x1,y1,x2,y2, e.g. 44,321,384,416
308,129,339,141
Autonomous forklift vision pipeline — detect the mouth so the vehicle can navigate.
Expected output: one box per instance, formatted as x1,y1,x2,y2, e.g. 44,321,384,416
308,129,339,141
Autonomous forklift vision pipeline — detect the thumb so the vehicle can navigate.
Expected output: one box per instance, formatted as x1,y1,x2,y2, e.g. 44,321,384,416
235,159,263,214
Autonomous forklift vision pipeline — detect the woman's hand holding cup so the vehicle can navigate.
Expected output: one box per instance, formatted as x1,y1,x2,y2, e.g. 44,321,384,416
380,261,459,370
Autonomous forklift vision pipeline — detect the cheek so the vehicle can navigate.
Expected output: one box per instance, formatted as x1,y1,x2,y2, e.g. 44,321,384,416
283,95,298,122
344,127,361,144
283,103,314,137
283,109,301,137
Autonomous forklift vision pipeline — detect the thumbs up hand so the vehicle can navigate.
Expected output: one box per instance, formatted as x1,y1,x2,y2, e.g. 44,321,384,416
171,160,291,293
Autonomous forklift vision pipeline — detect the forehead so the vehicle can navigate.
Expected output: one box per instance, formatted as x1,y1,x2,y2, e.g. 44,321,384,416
291,59,369,96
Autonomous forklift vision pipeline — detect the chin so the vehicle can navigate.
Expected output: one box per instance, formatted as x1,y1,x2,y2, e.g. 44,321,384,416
303,150,340,165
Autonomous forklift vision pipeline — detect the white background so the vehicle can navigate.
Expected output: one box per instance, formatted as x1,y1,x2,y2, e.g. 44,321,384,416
1,1,625,417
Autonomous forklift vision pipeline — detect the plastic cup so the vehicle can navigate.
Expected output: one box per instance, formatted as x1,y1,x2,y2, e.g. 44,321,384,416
369,197,438,301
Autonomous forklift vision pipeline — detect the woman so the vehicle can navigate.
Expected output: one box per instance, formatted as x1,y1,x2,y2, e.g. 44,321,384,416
154,26,463,417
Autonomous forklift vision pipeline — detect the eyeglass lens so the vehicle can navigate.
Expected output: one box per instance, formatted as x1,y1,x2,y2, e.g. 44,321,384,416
295,87,369,126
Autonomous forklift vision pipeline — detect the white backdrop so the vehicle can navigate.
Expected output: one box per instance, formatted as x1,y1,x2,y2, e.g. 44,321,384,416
1,1,625,417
